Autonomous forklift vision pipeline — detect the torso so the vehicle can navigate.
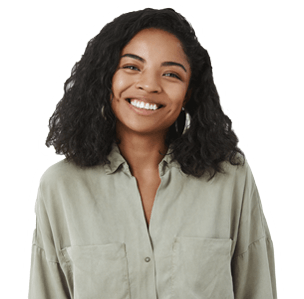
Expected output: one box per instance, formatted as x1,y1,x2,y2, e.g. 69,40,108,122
135,171,161,228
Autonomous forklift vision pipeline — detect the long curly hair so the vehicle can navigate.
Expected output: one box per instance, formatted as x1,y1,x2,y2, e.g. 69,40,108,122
46,8,245,181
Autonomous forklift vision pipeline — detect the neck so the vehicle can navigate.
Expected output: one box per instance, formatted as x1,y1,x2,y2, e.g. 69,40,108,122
115,124,169,176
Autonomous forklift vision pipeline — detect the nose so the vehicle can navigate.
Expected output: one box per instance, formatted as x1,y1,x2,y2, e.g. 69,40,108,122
135,70,162,93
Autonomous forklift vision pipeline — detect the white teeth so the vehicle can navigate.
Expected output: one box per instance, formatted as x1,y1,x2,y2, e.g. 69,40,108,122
130,99,159,110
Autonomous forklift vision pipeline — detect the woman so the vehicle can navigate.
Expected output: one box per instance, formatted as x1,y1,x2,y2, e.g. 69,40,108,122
28,8,277,299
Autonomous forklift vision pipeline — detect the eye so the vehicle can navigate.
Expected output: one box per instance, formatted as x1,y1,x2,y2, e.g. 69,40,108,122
163,73,181,80
122,65,140,71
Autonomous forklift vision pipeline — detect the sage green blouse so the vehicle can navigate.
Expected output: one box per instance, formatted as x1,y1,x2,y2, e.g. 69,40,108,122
28,143,277,299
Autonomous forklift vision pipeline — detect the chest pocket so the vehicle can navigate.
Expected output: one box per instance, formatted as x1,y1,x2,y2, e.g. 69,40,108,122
171,237,234,299
62,243,131,299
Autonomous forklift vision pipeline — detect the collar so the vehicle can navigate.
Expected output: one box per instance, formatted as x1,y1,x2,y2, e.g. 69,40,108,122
104,142,181,177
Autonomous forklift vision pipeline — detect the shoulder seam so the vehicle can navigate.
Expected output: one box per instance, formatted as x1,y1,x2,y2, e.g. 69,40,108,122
234,236,272,258
32,243,60,264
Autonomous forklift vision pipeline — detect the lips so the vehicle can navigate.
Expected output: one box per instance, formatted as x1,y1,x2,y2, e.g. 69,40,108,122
125,98,164,109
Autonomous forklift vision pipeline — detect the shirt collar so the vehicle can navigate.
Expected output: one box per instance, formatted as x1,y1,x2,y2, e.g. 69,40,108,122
104,142,181,176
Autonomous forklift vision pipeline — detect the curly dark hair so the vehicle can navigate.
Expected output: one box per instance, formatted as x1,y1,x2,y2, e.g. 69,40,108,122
46,8,245,181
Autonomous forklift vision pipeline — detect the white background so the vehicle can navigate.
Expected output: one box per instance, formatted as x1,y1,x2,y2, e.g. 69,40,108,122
20,0,284,299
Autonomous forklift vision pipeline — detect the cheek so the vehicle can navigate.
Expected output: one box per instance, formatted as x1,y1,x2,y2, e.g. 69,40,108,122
111,73,120,97
167,85,188,107
112,72,132,97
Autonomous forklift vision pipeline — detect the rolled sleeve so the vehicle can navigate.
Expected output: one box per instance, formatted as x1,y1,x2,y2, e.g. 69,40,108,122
29,243,70,299
28,186,70,299
231,236,277,298
231,161,277,298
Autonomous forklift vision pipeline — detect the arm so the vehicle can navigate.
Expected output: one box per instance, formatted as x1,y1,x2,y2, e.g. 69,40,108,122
231,162,277,298
28,185,71,299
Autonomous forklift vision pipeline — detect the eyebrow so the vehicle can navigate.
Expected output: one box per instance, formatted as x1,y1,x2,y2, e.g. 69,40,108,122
121,53,187,73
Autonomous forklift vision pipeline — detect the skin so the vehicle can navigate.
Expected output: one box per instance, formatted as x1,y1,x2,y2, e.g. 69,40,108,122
111,28,191,177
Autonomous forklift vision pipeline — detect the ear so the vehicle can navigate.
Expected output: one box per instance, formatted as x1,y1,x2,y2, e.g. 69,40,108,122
109,91,114,103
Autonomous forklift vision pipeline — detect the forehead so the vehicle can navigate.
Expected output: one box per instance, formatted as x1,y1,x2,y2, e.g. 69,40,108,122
122,28,189,65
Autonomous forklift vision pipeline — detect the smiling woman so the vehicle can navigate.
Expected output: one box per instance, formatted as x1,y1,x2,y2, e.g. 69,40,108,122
28,8,277,299
111,28,191,139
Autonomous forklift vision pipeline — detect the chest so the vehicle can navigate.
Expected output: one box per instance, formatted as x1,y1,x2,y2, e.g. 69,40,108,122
135,173,161,227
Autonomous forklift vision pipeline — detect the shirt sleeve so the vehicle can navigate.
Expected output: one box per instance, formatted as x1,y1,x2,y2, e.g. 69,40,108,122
28,185,70,299
230,161,277,299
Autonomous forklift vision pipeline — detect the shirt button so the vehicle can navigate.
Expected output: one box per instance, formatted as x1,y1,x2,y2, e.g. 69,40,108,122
145,257,151,262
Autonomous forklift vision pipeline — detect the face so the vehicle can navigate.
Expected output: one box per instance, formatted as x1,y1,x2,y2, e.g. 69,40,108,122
111,28,191,136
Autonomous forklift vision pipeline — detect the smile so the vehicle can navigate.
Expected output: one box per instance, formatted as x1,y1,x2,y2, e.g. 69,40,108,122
126,98,164,116
126,99,163,110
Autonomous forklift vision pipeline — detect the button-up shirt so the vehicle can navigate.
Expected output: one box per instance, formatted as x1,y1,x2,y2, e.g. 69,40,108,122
28,142,277,298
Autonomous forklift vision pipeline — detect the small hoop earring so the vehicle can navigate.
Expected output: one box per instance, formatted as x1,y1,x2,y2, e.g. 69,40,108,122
175,107,191,135
101,105,107,120
183,109,191,134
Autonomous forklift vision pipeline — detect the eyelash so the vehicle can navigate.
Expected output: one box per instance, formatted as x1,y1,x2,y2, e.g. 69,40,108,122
123,65,139,71
164,73,181,80
122,65,181,80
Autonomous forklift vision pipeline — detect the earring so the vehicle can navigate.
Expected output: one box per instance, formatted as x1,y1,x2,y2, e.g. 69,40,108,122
183,107,191,134
175,107,191,135
101,105,107,120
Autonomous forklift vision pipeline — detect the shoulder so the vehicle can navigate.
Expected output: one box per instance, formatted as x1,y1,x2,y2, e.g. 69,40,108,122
204,153,260,202
212,152,251,184
38,159,107,198
39,159,77,187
